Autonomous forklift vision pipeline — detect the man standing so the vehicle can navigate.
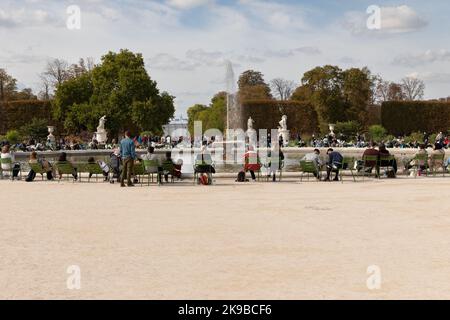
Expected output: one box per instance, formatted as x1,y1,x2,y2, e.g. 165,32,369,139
120,130,136,187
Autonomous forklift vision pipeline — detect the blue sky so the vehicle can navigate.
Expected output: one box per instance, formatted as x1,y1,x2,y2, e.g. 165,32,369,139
1,0,449,115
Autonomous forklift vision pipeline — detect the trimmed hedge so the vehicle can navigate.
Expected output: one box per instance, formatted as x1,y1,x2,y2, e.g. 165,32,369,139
381,101,450,135
240,100,319,136
0,100,56,135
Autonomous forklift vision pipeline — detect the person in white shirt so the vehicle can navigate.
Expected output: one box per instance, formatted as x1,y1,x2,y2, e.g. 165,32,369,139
1,145,20,179
301,149,323,179
302,149,323,167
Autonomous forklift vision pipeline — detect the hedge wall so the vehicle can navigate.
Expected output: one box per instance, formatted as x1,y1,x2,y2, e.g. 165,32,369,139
240,100,319,136
381,101,450,135
0,100,56,134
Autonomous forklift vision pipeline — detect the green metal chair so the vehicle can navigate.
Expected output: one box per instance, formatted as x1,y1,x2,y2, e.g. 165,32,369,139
360,155,379,181
28,162,47,181
55,162,76,182
340,157,356,183
133,162,145,186
299,160,321,182
193,154,214,184
0,157,20,181
245,152,262,182
161,161,176,184
411,153,429,178
378,155,396,179
142,159,161,185
82,163,104,182
429,153,445,177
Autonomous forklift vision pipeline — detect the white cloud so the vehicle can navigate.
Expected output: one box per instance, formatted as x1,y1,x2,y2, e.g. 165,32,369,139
0,8,55,28
393,49,450,67
239,0,308,30
264,47,321,58
343,5,428,35
148,53,200,71
407,71,450,83
166,0,213,10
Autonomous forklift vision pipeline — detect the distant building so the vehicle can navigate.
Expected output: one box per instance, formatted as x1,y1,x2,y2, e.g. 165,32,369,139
163,115,189,138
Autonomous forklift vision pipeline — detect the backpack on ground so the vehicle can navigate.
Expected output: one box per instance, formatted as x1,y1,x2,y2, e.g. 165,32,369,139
236,171,246,182
199,173,210,185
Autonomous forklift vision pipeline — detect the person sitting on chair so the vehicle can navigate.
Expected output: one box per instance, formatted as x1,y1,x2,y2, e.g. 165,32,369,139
324,148,343,182
429,142,445,172
359,142,379,175
195,142,215,178
1,144,21,180
301,148,323,180
267,142,285,182
56,152,78,180
406,144,428,174
244,145,261,182
378,144,398,175
162,151,181,182
27,151,53,181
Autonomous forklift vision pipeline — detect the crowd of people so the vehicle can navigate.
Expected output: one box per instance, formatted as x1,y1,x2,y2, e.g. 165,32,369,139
305,131,450,149
1,129,450,184
298,140,450,181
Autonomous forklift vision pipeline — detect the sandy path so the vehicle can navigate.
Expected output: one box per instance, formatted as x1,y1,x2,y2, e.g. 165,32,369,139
1,178,450,299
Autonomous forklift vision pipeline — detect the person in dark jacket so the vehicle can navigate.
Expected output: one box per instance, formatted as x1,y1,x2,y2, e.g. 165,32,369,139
324,148,343,181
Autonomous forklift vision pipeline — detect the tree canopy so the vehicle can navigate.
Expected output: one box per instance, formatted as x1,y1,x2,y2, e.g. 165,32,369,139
187,92,227,135
238,70,272,100
292,65,374,132
52,49,175,137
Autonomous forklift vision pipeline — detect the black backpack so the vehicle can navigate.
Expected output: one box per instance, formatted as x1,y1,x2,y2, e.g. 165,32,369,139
236,171,246,182
26,170,36,182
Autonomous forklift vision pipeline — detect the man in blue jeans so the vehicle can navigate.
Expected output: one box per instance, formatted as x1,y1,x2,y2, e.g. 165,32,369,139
120,130,136,187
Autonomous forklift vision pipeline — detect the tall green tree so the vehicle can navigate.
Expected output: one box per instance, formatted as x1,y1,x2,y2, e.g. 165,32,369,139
52,49,175,137
238,70,272,100
300,65,345,130
0,69,18,101
294,65,375,132
342,67,373,125
186,92,227,135
187,104,208,135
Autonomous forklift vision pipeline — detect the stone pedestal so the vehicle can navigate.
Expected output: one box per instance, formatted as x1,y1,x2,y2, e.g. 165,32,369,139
278,129,290,147
95,130,108,144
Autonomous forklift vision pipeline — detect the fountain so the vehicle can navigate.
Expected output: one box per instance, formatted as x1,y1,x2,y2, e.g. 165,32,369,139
225,60,237,131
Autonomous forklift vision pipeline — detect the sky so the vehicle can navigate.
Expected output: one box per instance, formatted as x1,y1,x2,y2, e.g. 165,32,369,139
1,0,450,116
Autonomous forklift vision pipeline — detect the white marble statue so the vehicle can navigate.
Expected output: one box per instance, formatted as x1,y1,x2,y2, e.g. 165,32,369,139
47,126,56,143
278,115,289,147
329,124,336,137
247,117,254,131
98,115,107,131
95,115,108,144
279,115,288,131
246,117,257,148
